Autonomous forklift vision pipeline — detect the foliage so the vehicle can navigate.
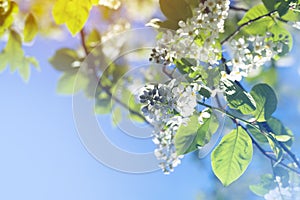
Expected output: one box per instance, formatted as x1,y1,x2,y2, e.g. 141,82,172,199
2,0,300,199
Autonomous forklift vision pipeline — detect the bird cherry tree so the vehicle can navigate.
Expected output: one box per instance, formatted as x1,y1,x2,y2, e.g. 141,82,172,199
1,0,300,199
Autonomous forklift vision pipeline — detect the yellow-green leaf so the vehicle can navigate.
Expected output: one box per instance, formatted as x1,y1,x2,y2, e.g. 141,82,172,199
0,30,39,81
4,30,24,72
24,13,38,42
52,0,93,36
57,70,89,94
211,127,253,186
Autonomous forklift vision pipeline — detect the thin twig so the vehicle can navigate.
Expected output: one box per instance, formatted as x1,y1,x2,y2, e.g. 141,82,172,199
229,5,248,12
221,10,277,45
79,29,148,122
279,142,300,169
241,125,300,175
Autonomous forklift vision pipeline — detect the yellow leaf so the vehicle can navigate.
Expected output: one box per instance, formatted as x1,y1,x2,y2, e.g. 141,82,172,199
24,13,38,42
0,1,19,36
52,0,93,36
91,0,99,5
0,30,40,82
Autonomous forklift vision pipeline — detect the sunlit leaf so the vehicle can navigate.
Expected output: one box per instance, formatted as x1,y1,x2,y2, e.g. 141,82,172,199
249,174,276,196
49,48,80,72
56,70,89,94
0,30,39,82
224,81,256,115
211,126,253,186
175,111,218,155
238,4,274,35
52,0,93,35
23,13,39,42
250,84,277,122
86,28,101,48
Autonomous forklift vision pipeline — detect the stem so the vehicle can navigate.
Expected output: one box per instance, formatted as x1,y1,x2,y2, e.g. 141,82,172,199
79,29,148,122
197,101,250,124
229,6,248,12
221,10,277,45
241,126,300,175
279,142,300,169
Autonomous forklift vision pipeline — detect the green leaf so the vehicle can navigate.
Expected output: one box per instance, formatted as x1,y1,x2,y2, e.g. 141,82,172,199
262,0,277,11
199,87,211,99
266,134,283,165
211,126,253,186
175,111,219,155
206,67,221,88
239,4,269,25
246,124,268,143
224,81,256,115
238,4,274,35
268,24,293,58
56,70,88,94
196,113,219,147
250,174,276,196
277,0,295,16
86,28,101,48
266,117,294,148
175,58,194,74
49,48,80,72
250,84,277,122
23,13,38,42
159,0,192,22
52,0,93,35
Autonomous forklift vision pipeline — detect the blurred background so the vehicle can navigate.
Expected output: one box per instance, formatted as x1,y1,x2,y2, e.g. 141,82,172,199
1,0,300,199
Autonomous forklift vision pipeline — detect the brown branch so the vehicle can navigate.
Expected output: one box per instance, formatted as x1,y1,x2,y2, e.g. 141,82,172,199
221,10,277,45
229,5,248,12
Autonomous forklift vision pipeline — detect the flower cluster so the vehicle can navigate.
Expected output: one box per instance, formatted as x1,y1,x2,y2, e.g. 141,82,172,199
149,0,230,65
139,79,200,173
226,34,287,81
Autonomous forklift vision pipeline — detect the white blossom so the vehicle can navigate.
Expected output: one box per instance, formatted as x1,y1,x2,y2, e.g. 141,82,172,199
139,79,203,173
228,34,286,80
150,0,230,65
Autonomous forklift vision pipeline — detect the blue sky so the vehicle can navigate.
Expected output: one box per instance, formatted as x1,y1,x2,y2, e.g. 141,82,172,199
1,27,300,199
